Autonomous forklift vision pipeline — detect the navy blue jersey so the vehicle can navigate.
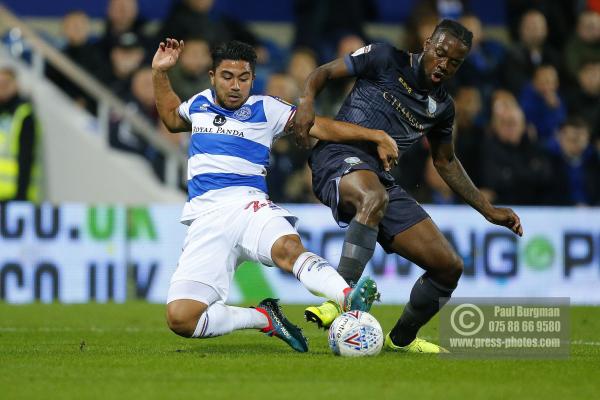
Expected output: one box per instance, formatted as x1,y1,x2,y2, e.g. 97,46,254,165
326,43,455,158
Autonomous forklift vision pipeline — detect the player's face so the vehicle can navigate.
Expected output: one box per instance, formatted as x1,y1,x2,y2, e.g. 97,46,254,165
422,32,469,87
0,71,17,103
210,60,254,110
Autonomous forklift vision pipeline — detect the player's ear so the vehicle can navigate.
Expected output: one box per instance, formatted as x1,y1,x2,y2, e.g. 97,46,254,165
209,70,215,86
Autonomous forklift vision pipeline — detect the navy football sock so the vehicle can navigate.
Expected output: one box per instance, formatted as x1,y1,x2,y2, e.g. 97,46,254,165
390,273,454,346
337,219,378,285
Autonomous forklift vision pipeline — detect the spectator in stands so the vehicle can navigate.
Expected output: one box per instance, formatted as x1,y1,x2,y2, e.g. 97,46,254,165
564,10,600,82
403,0,468,51
292,0,375,62
264,74,307,203
97,0,150,57
128,67,158,121
46,11,102,111
109,67,166,180
480,100,552,205
287,47,318,98
158,0,277,91
564,60,600,145
453,86,484,186
100,32,146,98
500,9,561,95
545,117,600,206
454,14,505,107
403,12,439,53
518,64,567,145
506,0,578,52
283,164,320,203
0,67,41,202
158,0,259,47
318,34,364,118
265,74,299,104
168,38,212,101
414,156,458,205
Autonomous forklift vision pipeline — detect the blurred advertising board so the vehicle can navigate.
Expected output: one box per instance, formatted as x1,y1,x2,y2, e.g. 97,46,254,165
1,202,599,304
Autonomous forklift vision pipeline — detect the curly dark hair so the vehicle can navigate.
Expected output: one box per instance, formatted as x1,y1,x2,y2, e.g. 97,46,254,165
433,19,473,50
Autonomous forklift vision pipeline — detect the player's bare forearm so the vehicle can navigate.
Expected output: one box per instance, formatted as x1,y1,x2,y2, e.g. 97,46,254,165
151,69,188,132
430,138,492,214
431,139,523,236
294,59,352,147
299,67,329,103
311,117,377,141
299,58,350,101
435,156,493,215
309,117,398,170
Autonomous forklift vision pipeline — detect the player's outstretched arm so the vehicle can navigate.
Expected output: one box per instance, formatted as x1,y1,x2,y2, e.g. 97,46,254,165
293,58,353,148
430,137,523,236
151,38,190,133
309,117,399,171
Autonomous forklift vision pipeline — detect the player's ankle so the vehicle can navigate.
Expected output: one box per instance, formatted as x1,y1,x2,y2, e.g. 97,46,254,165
390,329,415,347
254,307,273,333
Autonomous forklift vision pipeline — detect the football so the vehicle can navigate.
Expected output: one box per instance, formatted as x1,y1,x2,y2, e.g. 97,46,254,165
328,310,384,357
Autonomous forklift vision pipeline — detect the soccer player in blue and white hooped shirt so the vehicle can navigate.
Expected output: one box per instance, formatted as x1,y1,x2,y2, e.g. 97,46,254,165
152,39,395,352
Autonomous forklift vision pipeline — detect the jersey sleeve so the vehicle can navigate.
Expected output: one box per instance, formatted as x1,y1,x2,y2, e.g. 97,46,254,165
177,94,198,125
344,43,393,80
427,101,455,143
267,96,297,140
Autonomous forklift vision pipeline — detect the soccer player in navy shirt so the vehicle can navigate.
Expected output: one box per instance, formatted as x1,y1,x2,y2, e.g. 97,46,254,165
293,20,524,353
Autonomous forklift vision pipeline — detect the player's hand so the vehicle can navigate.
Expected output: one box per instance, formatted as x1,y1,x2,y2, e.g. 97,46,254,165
292,98,315,148
485,207,523,236
152,38,184,72
375,131,399,171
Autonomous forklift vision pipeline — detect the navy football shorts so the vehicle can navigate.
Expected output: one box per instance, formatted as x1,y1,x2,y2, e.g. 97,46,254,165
309,142,429,253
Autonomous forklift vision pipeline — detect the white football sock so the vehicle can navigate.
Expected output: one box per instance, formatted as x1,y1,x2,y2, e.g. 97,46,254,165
292,252,349,305
192,303,269,338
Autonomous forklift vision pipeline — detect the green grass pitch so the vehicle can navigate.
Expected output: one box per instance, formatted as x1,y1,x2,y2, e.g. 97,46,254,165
1,303,599,400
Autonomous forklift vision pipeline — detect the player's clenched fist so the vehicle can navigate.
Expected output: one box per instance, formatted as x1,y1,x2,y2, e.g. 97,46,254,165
152,38,185,72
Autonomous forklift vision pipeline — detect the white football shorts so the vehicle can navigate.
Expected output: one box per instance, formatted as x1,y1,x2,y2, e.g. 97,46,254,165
167,197,298,303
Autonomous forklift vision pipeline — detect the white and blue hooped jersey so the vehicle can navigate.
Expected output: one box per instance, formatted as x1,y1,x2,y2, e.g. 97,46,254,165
177,89,296,224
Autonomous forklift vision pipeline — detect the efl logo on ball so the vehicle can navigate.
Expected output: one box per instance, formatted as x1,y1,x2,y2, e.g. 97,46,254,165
328,311,383,357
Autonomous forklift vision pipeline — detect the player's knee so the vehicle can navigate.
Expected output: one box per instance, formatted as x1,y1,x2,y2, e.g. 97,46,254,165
447,252,464,285
357,189,388,224
271,235,306,272
429,252,463,288
166,303,203,338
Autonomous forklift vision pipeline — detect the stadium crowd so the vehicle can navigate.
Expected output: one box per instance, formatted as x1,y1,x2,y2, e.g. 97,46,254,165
11,0,600,206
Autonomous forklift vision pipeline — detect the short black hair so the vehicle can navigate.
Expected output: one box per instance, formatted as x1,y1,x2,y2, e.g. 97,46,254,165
561,116,590,131
432,19,473,50
211,40,257,73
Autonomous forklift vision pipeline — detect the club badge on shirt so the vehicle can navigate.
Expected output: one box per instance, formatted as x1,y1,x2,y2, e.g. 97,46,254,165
427,96,437,116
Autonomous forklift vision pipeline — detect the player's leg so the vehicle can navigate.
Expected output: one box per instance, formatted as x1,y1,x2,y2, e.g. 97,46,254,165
256,216,378,313
335,170,388,284
371,186,461,352
301,169,387,328
382,214,463,352
306,150,389,327
166,281,270,338
164,208,306,352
